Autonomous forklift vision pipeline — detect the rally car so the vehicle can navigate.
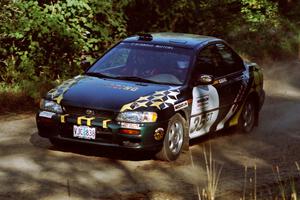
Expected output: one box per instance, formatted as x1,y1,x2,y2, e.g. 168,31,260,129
36,32,265,161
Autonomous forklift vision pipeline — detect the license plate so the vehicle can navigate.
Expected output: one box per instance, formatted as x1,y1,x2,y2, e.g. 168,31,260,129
73,125,96,140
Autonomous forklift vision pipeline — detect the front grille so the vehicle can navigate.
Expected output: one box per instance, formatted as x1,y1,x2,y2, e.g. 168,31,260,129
63,105,116,118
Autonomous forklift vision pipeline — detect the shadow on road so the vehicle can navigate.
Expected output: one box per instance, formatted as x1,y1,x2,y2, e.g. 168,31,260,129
29,132,154,162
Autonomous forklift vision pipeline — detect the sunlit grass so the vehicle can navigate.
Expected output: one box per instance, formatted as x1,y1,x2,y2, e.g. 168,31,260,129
190,144,223,200
192,146,299,200
273,165,287,200
203,144,223,200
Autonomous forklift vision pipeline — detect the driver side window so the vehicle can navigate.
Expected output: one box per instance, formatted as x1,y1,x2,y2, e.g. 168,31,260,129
194,45,219,78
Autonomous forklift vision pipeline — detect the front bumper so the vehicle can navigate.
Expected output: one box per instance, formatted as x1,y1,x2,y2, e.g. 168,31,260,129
36,111,167,151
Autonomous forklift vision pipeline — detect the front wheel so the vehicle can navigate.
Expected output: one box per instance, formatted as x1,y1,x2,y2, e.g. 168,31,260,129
238,99,256,133
155,113,187,161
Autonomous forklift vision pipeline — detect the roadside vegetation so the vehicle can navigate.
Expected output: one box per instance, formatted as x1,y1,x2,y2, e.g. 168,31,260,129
196,145,300,200
1,0,300,112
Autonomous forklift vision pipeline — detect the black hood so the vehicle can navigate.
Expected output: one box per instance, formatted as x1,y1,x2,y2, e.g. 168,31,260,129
46,75,178,111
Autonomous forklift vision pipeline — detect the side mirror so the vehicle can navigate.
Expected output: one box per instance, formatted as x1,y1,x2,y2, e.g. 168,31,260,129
80,60,91,71
195,74,214,85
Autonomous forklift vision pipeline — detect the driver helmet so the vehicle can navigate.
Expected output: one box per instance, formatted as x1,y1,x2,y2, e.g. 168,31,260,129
177,60,189,69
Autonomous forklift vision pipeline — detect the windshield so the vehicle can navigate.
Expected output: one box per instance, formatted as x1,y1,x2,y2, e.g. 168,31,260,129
87,42,193,85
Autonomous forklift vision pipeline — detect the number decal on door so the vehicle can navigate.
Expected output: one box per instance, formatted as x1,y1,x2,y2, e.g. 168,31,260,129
190,112,213,133
189,85,219,138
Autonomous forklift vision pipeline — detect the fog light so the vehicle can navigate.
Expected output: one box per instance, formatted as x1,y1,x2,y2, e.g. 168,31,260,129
154,128,164,141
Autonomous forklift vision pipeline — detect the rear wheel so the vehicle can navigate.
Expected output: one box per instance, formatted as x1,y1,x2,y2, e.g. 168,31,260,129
238,99,256,133
155,113,187,161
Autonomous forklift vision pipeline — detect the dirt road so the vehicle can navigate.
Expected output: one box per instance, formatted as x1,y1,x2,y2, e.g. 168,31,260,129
0,61,299,200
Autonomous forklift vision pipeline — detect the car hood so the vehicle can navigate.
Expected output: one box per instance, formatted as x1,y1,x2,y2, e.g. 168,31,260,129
46,75,182,112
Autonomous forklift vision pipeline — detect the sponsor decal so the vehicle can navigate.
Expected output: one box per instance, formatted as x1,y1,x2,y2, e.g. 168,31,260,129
129,43,174,50
120,122,141,130
60,114,69,123
189,85,219,138
39,111,55,119
217,78,247,130
77,116,95,126
120,87,180,112
60,114,111,128
103,83,138,92
218,78,227,84
196,95,209,108
102,119,111,129
174,100,188,111
190,112,214,134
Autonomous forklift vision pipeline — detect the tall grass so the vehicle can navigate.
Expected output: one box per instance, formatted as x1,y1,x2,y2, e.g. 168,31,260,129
241,164,300,200
190,144,223,200
193,146,300,200
203,145,223,200
242,166,248,200
273,165,287,200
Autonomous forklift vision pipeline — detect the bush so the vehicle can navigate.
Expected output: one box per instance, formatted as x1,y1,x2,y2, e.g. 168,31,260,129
0,0,127,100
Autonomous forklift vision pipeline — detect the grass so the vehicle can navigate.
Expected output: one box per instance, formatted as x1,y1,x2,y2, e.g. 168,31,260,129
273,165,287,200
243,166,248,200
203,144,223,200
193,146,300,200
190,144,223,200
241,164,300,200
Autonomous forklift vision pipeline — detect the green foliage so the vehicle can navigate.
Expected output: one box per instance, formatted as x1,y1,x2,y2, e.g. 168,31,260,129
0,0,126,100
241,0,279,28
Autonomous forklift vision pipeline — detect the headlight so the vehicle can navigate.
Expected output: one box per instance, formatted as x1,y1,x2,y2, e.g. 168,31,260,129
116,111,157,123
40,99,63,114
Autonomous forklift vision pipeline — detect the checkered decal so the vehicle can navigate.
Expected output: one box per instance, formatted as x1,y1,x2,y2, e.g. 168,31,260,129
120,87,181,112
48,75,84,104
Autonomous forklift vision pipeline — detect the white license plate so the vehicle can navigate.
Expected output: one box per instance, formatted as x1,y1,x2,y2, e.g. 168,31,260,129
73,125,96,140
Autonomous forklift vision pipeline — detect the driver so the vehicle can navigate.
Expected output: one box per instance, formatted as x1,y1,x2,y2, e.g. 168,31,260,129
125,49,156,77
174,57,189,82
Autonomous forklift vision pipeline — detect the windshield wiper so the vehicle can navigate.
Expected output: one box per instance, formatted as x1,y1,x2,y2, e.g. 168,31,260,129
115,76,159,84
85,72,115,79
86,73,160,84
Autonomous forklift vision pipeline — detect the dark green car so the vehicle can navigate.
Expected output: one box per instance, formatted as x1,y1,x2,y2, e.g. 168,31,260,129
36,33,265,161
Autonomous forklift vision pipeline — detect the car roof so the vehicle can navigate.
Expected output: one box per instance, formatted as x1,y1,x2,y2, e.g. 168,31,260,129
123,32,223,49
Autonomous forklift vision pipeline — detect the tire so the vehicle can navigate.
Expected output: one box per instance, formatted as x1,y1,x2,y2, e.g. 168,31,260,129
155,113,187,161
238,99,256,133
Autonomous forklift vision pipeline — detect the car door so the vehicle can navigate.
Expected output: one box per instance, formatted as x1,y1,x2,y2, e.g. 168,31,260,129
189,43,247,138
189,44,229,138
